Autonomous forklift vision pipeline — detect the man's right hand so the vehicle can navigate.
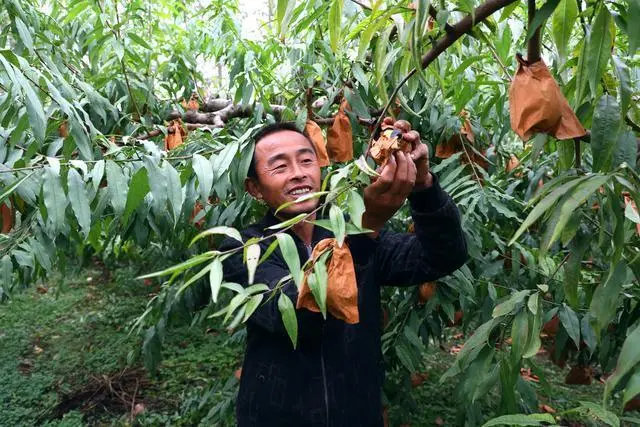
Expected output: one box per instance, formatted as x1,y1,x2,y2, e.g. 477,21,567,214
361,151,417,236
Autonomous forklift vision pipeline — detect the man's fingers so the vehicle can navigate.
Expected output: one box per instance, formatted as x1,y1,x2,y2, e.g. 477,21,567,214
372,154,396,193
394,120,411,133
403,130,421,147
390,152,410,194
410,143,429,162
383,116,395,126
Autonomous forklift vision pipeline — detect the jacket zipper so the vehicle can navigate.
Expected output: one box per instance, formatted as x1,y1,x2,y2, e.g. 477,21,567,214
321,326,329,427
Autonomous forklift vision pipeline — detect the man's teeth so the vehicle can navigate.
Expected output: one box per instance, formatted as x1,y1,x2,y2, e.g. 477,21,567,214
290,188,311,195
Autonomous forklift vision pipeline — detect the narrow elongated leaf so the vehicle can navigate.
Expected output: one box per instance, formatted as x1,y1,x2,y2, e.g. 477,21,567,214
1,255,12,288
105,160,128,216
67,168,91,237
493,290,530,317
347,189,365,229
14,18,33,52
586,6,612,96
191,226,243,246
629,0,640,54
613,131,637,169
209,258,223,302
545,175,610,249
243,294,264,322
509,176,589,244
123,167,150,224
605,322,640,400
482,414,555,427
558,304,580,347
245,243,261,284
276,233,303,288
613,56,632,115
192,153,213,202
623,369,640,407
590,262,628,335
551,0,577,60
329,205,346,247
275,191,328,215
22,76,46,143
266,213,307,230
164,162,183,223
511,311,530,360
525,0,561,41
591,95,621,172
277,0,296,38
42,166,68,233
328,0,343,53
278,292,298,348
0,172,35,204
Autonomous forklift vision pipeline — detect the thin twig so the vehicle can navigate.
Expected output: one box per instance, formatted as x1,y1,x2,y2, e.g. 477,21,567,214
366,0,521,155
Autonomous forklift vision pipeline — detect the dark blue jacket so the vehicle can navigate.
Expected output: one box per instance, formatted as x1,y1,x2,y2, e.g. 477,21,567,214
221,177,467,427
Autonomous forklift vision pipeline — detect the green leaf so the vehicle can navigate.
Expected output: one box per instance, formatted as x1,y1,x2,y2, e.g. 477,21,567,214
344,87,370,119
586,6,612,96
525,0,561,42
329,205,346,247
509,176,589,245
137,251,215,279
67,168,91,238
311,251,330,317
544,175,610,250
328,0,343,53
190,226,243,246
0,172,35,204
275,191,328,215
266,213,307,230
581,314,597,355
276,233,303,288
123,167,149,224
395,343,417,372
245,243,261,285
277,0,296,38
482,413,556,427
128,32,152,50
628,0,640,54
14,18,33,52
311,219,372,235
209,258,223,303
591,95,621,172
577,401,620,427
42,166,68,233
626,201,640,224
493,290,530,317
105,160,128,216
623,368,640,407
164,162,183,224
612,56,632,115
523,307,542,358
347,189,365,229
511,311,530,360
22,76,46,143
590,261,628,335
558,304,580,347
551,0,577,61
278,293,298,348
605,322,640,401
614,131,637,169
243,294,264,322
354,155,380,177
192,153,213,202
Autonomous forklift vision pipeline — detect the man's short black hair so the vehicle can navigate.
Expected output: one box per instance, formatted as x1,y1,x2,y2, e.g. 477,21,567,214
247,122,317,181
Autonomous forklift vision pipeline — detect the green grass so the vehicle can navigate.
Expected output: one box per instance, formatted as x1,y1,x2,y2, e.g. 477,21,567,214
1,270,637,426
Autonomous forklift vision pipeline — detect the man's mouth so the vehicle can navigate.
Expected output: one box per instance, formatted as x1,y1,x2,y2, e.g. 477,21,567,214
288,186,313,197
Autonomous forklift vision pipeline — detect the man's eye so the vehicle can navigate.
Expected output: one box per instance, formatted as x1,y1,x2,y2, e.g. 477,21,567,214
301,158,313,164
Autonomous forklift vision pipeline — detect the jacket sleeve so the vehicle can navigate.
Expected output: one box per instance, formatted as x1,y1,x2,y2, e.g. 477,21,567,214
221,238,324,341
374,174,468,287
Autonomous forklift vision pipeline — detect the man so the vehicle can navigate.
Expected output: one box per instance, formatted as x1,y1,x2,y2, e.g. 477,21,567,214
221,119,467,426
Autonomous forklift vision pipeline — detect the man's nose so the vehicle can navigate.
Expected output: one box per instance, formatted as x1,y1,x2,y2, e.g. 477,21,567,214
290,162,307,180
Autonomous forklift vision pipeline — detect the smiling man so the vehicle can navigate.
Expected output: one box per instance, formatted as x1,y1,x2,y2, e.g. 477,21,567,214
221,121,467,427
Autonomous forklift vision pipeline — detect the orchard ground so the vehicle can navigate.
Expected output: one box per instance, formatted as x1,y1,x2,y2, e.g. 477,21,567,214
0,263,636,426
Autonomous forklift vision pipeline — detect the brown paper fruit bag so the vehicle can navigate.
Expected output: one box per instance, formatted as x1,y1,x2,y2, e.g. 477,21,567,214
509,57,586,141
327,99,354,162
297,238,359,324
304,120,330,167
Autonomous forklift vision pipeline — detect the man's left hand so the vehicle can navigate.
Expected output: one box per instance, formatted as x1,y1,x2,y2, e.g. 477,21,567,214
382,117,432,190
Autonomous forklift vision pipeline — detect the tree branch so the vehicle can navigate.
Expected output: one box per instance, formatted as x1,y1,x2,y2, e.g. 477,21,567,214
527,0,542,63
368,0,521,146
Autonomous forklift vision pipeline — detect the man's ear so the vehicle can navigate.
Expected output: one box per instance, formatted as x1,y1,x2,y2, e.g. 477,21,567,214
245,177,263,200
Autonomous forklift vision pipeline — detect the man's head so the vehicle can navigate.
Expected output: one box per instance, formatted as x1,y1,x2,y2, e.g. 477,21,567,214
246,123,322,217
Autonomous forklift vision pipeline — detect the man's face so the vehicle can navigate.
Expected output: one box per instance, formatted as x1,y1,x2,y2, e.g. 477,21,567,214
248,130,322,217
